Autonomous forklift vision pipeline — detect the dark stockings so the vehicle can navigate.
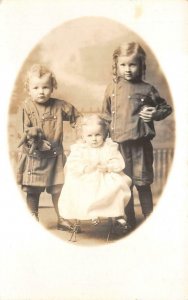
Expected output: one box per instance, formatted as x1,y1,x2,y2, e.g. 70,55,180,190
26,192,61,222
26,192,40,220
136,185,153,218
125,184,153,227
51,192,61,220
125,188,136,228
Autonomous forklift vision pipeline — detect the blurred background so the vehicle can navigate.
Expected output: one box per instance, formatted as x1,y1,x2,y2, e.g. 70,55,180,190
8,16,175,198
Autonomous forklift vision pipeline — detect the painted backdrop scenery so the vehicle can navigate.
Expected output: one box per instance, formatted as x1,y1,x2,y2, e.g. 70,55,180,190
8,17,175,239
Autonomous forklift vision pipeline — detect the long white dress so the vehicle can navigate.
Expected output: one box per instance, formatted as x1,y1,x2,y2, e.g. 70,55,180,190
58,138,132,220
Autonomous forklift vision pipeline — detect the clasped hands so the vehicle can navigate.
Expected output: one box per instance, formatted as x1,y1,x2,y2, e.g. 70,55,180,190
84,162,109,174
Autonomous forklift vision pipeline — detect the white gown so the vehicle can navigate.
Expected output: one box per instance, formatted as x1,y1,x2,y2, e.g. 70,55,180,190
58,138,132,220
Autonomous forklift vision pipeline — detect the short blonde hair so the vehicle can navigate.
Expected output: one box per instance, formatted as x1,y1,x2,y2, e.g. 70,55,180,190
24,64,57,91
112,42,146,81
81,114,110,140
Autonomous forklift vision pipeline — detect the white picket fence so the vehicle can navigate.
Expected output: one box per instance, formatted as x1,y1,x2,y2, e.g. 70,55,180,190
153,148,174,195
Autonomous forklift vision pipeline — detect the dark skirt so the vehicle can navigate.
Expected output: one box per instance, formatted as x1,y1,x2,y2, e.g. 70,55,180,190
16,150,66,188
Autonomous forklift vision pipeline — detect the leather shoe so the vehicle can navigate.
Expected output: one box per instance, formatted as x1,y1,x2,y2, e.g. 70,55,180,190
57,218,73,231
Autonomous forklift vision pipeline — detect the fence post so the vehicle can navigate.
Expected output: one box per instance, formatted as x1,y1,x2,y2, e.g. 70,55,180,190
153,148,174,195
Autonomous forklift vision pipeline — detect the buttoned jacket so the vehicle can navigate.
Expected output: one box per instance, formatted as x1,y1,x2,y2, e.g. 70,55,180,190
18,97,79,158
102,78,172,143
16,97,80,186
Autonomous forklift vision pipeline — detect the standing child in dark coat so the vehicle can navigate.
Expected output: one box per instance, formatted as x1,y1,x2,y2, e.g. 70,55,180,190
102,42,172,229
17,64,80,230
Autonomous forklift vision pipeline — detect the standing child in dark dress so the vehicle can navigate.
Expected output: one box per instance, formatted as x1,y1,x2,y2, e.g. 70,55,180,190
17,64,80,230
102,42,172,229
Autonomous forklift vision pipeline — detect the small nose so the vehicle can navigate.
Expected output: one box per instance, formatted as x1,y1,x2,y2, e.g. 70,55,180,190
125,65,130,72
39,87,44,93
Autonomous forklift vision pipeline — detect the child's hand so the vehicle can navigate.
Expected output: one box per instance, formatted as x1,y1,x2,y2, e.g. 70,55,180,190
139,106,156,122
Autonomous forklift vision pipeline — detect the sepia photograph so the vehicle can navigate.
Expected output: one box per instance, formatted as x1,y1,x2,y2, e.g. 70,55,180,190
8,16,175,245
0,0,188,299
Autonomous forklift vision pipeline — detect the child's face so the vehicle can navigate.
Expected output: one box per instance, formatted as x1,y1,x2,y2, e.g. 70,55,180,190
82,124,105,148
28,74,53,104
117,55,140,81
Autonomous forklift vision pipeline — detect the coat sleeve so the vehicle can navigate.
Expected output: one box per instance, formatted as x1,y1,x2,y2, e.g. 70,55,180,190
61,100,81,127
149,86,172,121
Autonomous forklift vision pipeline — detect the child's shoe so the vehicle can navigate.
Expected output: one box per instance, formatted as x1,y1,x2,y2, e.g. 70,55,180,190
57,218,73,231
114,217,130,234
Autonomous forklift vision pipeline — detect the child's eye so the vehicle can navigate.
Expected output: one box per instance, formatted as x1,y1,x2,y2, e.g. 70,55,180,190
96,134,101,136
33,86,38,89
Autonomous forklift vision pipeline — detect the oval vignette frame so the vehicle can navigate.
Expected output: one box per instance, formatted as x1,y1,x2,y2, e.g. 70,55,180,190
8,16,175,246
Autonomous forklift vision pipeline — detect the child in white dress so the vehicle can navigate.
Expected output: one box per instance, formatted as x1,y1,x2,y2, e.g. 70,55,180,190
58,114,132,231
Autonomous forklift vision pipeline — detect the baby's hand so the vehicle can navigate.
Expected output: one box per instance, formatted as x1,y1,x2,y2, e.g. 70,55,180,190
97,164,108,173
139,106,156,123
